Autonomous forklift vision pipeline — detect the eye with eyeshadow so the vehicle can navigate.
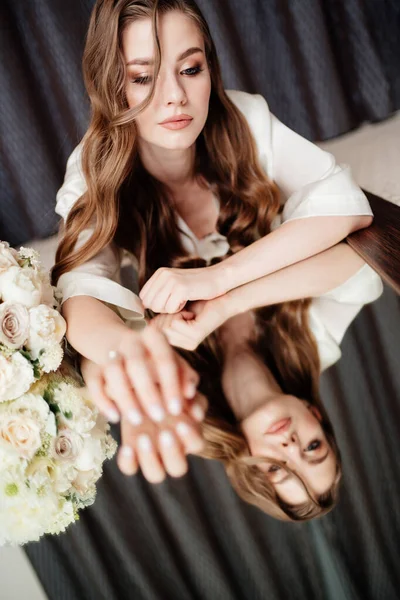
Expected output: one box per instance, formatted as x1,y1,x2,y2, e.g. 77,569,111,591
129,73,152,85
268,464,281,473
264,463,289,484
129,64,204,85
305,440,322,452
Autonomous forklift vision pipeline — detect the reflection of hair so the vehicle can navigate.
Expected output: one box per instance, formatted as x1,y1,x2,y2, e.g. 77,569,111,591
175,257,342,522
51,0,341,520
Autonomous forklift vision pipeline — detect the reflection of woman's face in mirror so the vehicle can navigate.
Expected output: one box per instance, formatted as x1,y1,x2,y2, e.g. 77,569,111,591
241,395,337,505
212,312,341,519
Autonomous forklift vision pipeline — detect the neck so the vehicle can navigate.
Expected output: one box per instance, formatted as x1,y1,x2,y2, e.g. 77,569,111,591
138,139,196,191
219,317,282,421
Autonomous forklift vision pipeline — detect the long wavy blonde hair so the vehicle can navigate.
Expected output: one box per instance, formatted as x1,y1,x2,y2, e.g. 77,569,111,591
52,0,341,520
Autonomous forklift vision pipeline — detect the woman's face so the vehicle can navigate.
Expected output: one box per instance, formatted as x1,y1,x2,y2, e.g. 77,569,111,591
122,11,211,151
241,395,338,505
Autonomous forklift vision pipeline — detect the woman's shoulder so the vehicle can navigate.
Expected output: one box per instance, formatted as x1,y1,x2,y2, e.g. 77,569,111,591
55,141,85,220
225,90,273,176
226,90,271,126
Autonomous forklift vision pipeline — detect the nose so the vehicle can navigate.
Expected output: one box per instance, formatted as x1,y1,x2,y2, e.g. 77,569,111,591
159,70,187,106
281,431,298,449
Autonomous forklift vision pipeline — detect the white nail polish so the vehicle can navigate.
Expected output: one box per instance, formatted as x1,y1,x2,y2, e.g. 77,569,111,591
186,382,197,399
148,405,165,422
168,398,182,416
120,446,133,458
137,434,152,451
159,430,175,447
128,409,142,426
176,422,190,436
191,404,204,422
107,408,120,423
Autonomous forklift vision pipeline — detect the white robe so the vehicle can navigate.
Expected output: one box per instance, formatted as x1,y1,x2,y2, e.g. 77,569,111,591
55,90,383,371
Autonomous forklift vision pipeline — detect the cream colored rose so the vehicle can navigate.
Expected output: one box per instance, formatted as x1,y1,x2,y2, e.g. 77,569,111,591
0,266,42,307
52,429,84,463
26,305,66,359
0,352,35,402
0,302,30,349
11,392,56,436
72,469,98,495
0,242,19,275
0,413,42,459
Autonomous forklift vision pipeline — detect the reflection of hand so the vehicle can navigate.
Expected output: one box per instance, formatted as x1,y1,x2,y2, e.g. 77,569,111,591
117,392,208,483
139,266,224,314
149,297,230,351
80,327,200,425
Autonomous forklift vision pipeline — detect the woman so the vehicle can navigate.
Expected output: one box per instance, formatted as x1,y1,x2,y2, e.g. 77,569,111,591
187,308,341,521
52,0,382,518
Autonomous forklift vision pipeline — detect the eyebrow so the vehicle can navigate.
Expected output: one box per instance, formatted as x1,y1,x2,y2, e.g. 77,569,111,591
126,46,203,66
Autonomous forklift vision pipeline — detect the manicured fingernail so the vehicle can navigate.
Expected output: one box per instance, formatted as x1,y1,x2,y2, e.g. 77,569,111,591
168,398,182,416
127,409,142,426
159,430,175,447
137,434,152,451
185,382,197,399
176,422,190,436
191,404,204,422
106,408,120,423
120,446,133,458
148,405,165,422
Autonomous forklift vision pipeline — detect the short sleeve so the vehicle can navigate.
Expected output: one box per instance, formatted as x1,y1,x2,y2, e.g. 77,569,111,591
226,90,383,371
308,263,383,371
226,90,374,223
55,144,146,331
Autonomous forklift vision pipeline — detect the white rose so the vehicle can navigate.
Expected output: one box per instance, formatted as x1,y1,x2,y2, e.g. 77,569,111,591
11,392,56,436
11,392,49,421
26,456,75,495
0,242,19,275
0,413,42,459
75,436,103,472
27,305,66,359
0,302,30,349
51,429,84,463
0,352,35,403
0,266,42,307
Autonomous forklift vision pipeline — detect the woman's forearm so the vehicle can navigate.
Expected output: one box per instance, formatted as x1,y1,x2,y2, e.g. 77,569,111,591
222,242,366,318
62,296,130,364
213,215,372,292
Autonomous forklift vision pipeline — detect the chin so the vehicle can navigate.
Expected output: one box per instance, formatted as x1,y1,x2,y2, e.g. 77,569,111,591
155,135,198,151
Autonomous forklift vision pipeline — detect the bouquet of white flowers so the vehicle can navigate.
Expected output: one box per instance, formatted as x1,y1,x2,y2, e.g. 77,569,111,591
0,366,117,545
0,242,117,545
0,242,66,401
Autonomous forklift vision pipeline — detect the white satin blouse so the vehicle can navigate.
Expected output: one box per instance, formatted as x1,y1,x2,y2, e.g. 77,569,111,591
55,90,383,371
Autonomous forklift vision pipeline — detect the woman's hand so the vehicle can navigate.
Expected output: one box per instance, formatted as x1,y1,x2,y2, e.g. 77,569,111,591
81,327,201,426
149,297,231,351
139,265,225,314
117,392,208,483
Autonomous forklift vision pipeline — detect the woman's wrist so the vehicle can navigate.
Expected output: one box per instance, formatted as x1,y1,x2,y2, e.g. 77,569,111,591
209,261,236,296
